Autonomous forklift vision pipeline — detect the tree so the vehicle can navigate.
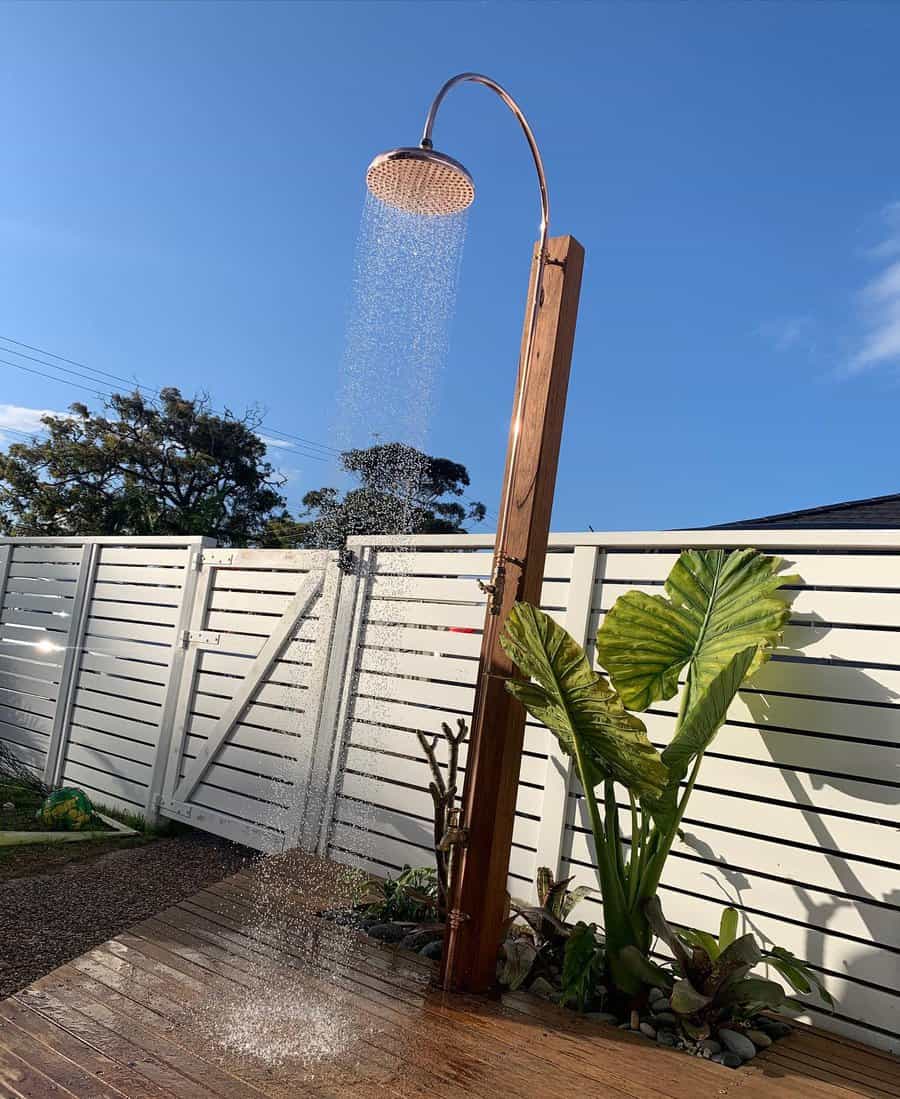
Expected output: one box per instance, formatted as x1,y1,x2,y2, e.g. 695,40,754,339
0,389,286,545
263,441,486,548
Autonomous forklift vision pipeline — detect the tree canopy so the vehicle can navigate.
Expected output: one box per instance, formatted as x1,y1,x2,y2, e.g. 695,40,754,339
0,393,485,550
263,442,486,548
0,389,286,545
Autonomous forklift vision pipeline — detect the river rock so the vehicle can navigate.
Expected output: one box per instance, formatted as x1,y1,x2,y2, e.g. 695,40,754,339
698,1039,721,1056
529,977,556,1000
639,1022,657,1040
650,997,671,1014
420,940,443,960
711,1051,743,1069
648,986,666,1003
652,1011,677,1026
755,1018,792,1039
718,1029,757,1061
656,1030,676,1047
586,1012,618,1025
367,922,410,944
1,801,14,813
746,1028,773,1049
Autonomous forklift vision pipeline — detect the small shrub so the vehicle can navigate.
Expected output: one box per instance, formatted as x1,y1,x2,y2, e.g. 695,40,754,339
361,866,439,922
619,898,833,1039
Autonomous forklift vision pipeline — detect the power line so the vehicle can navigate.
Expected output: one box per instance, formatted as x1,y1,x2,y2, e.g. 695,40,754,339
0,334,341,459
0,355,332,465
0,336,155,395
0,356,111,399
0,426,43,441
0,357,332,464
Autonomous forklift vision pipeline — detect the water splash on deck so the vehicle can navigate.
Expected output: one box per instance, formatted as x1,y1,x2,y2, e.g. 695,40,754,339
206,194,469,1065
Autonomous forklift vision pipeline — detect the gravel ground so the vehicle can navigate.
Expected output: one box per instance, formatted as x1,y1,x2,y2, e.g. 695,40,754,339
0,831,255,999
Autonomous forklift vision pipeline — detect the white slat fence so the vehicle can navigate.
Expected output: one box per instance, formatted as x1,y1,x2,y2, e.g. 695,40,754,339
323,531,900,1054
159,547,346,851
0,536,211,818
0,531,896,1052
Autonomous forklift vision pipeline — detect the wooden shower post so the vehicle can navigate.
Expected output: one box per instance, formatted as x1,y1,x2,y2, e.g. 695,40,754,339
441,234,585,994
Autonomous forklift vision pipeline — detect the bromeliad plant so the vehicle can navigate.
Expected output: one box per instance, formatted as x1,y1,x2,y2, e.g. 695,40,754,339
500,866,602,1011
501,548,796,994
621,898,833,1037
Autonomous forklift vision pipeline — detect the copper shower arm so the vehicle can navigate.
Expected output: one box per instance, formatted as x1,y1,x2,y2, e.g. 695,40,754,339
420,72,550,243
421,71,551,592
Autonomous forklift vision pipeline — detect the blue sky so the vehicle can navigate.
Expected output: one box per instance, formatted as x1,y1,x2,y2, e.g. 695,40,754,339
2,0,899,531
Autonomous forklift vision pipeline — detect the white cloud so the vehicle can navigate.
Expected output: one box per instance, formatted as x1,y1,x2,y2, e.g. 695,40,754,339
258,434,296,450
760,315,816,355
848,203,900,375
0,403,67,443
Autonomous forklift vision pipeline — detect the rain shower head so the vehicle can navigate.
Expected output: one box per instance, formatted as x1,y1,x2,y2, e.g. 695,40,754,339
365,146,475,217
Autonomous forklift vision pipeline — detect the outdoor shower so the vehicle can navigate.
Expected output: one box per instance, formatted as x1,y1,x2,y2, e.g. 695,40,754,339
365,72,584,994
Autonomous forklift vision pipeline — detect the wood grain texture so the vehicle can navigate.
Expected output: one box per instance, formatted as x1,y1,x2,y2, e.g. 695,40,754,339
0,855,892,1099
443,235,586,993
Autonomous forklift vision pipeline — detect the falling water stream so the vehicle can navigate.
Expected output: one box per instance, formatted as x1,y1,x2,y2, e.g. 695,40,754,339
199,193,469,1069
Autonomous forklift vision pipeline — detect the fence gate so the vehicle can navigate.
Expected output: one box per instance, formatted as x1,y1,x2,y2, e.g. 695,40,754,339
158,548,342,852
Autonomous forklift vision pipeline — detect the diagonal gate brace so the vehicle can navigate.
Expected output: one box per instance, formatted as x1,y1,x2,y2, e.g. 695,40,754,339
172,571,323,804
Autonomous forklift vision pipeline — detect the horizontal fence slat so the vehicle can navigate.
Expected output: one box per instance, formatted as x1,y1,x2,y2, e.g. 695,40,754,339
78,652,170,690
72,687,162,729
88,599,180,627
369,574,570,608
2,592,74,615
563,825,900,953
0,688,56,720
0,667,60,694
5,562,80,582
341,746,545,816
69,704,160,746
0,702,52,735
600,550,900,589
330,801,535,882
345,735,546,792
97,547,190,566
351,696,550,756
94,564,185,587
61,760,146,806
85,616,175,645
208,589,297,616
372,549,574,580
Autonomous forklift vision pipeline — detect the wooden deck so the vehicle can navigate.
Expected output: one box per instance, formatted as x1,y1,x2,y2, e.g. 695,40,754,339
0,853,896,1099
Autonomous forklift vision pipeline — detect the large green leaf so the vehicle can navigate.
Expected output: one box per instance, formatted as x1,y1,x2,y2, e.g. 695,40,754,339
719,977,786,1011
618,945,673,989
671,978,713,1015
650,647,758,829
560,922,604,1011
595,548,797,713
502,603,667,801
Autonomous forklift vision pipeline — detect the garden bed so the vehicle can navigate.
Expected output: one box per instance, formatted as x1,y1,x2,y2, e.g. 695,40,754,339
0,830,255,999
319,867,806,1072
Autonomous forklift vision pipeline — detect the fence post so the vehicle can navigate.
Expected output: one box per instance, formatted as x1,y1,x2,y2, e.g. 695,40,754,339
314,546,373,856
43,542,98,788
158,549,216,817
144,541,209,827
531,544,601,893
290,553,349,850
0,545,11,613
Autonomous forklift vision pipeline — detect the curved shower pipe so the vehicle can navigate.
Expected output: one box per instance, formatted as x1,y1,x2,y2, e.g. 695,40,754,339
419,72,551,611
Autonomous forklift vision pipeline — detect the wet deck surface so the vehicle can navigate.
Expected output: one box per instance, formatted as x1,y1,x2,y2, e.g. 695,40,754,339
0,853,896,1098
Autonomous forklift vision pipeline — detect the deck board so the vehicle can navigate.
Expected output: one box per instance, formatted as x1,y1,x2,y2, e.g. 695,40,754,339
1,853,895,1099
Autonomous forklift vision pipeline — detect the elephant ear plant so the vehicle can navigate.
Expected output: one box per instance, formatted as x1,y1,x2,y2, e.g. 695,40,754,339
501,548,796,996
